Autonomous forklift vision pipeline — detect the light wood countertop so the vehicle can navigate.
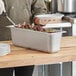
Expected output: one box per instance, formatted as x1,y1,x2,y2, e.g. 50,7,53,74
0,36,76,68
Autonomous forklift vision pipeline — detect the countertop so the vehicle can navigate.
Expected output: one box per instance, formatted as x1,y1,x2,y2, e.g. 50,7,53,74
0,36,76,68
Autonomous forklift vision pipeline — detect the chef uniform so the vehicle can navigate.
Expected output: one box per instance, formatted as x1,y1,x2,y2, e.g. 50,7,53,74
0,0,47,76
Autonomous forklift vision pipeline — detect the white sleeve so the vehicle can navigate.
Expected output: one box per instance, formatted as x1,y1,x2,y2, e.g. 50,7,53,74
0,0,6,15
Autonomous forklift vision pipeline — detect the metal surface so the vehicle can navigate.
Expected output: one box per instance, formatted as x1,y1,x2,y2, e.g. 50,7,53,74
10,27,62,53
57,0,76,13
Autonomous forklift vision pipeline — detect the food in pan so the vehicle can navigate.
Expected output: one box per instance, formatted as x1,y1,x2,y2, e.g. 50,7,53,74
15,22,46,32
15,22,58,33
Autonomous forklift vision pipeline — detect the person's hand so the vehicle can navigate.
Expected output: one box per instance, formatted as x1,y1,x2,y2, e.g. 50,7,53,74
34,17,39,25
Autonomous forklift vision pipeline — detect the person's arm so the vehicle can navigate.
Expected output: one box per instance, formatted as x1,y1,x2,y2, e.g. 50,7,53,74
31,0,47,24
31,0,47,16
